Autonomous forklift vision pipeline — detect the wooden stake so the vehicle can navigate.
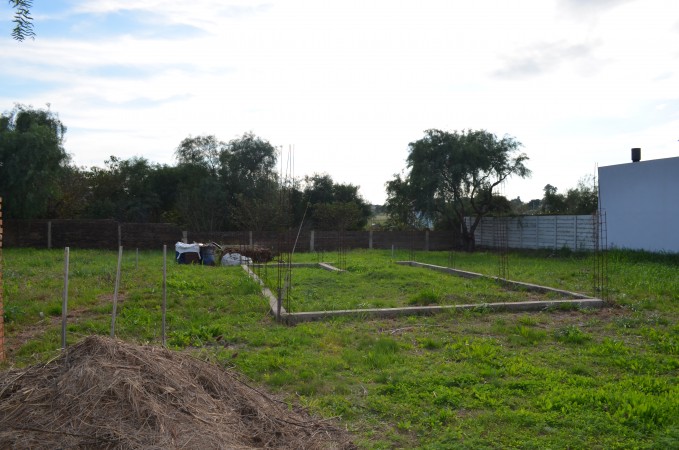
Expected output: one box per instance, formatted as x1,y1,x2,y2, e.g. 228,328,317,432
110,246,123,338
0,196,4,361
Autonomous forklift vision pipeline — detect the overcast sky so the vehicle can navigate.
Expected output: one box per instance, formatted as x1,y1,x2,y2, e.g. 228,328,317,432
2,0,678,204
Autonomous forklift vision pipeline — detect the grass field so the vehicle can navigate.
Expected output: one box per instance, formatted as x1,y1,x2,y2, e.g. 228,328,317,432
2,248,678,448
255,258,564,313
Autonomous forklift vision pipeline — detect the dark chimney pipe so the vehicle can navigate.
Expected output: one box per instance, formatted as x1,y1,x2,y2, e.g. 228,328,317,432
631,147,641,162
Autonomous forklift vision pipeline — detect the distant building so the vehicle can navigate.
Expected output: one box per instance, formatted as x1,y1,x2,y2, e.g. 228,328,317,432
598,154,679,253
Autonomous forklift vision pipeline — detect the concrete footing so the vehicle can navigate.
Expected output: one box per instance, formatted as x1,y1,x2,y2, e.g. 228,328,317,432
243,261,605,325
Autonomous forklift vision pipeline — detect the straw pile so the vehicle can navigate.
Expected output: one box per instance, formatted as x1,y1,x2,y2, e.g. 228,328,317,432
0,336,355,449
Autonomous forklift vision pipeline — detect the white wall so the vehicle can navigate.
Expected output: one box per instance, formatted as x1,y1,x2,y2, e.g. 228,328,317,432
466,215,597,251
598,156,679,253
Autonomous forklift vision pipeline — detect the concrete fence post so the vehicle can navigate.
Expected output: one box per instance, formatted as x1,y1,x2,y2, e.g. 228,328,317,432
61,247,69,349
47,221,52,249
310,230,315,252
117,223,122,248
249,230,253,247
182,231,188,244
425,230,429,251
369,230,373,250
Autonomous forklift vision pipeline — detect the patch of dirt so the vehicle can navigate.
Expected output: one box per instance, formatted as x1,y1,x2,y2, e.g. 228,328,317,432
0,335,355,449
5,293,122,359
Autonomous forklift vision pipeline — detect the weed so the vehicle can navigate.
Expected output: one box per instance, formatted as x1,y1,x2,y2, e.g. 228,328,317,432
510,325,547,346
518,315,539,326
419,337,443,350
408,289,440,306
3,304,23,323
554,325,592,344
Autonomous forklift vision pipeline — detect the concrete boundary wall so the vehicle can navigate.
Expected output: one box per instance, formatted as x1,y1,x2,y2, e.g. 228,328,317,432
4,220,181,249
465,215,598,251
5,220,458,252
242,260,604,325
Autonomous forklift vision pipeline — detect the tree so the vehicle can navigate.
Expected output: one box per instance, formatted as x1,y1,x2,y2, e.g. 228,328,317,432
8,0,35,41
541,184,567,214
388,129,530,251
312,202,366,231
172,154,227,231
172,132,280,231
565,176,598,214
384,174,430,230
82,156,162,222
0,105,69,219
302,174,371,230
51,165,91,218
540,177,597,215
220,132,277,197
175,135,225,176
220,132,278,229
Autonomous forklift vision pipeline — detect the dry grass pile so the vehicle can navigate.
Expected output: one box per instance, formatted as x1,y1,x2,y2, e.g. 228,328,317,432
0,336,355,449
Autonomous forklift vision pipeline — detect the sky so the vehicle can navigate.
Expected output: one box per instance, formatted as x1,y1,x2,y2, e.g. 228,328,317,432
1,0,678,205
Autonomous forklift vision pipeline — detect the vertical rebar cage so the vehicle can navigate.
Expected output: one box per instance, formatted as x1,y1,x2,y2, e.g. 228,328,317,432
592,210,609,301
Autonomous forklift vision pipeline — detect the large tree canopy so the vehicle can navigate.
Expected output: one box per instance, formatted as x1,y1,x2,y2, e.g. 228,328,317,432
387,129,530,250
0,103,375,232
0,105,69,219
171,132,279,231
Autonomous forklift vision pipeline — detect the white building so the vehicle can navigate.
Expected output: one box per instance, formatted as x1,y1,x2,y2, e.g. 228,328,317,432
598,154,679,253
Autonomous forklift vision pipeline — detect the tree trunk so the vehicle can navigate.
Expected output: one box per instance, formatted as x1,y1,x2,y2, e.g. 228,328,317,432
462,231,476,252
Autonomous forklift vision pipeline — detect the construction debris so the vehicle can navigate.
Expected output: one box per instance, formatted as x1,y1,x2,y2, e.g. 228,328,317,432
220,245,273,263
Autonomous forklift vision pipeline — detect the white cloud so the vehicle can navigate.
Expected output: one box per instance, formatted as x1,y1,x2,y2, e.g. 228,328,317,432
1,0,678,204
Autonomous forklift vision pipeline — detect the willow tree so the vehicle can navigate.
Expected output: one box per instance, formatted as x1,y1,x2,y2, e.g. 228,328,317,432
0,105,69,219
389,129,530,251
8,0,35,41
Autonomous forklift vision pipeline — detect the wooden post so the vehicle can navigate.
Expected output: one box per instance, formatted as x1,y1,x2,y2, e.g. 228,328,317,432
310,230,315,253
117,224,122,249
369,230,373,250
162,245,167,347
249,231,253,247
110,246,123,338
61,247,70,349
0,197,4,361
182,231,188,244
47,221,52,249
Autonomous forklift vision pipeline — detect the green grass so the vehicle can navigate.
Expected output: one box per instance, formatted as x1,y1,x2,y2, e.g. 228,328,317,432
256,251,565,312
2,248,678,449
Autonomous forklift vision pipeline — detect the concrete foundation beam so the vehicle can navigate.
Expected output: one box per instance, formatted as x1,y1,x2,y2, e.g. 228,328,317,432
242,261,604,325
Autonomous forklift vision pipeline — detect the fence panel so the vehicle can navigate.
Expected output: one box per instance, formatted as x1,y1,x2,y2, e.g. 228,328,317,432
466,215,598,251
